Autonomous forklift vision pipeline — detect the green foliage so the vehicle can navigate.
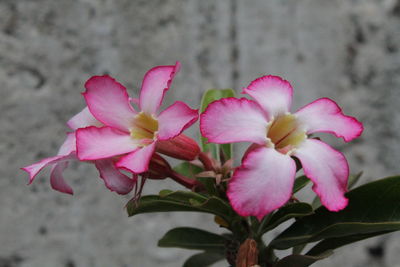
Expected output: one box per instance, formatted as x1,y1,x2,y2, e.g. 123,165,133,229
200,89,235,160
293,176,310,193
271,176,400,250
261,203,314,234
173,162,203,178
126,190,234,222
183,252,224,267
273,251,333,267
158,227,228,251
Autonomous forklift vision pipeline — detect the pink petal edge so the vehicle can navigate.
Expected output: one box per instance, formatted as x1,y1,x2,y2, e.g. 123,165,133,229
157,101,198,141
95,159,136,195
295,97,363,142
200,97,269,145
294,138,349,211
50,161,74,195
139,62,181,115
243,75,293,119
227,146,296,220
83,75,136,132
116,142,156,174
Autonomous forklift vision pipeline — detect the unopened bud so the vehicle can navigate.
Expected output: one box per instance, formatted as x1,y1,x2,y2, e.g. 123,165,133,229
156,134,200,161
147,153,172,180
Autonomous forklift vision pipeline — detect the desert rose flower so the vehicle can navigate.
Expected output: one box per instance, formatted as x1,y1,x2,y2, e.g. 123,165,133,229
200,75,363,219
76,62,198,174
21,107,136,195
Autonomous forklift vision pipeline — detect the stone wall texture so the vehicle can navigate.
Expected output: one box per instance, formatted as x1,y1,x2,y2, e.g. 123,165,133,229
1,0,400,266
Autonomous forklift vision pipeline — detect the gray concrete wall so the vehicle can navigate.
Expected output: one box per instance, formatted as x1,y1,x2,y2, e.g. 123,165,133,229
1,0,400,266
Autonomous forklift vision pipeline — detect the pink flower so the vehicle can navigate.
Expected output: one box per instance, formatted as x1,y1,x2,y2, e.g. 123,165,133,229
76,62,198,174
21,107,136,195
200,75,363,219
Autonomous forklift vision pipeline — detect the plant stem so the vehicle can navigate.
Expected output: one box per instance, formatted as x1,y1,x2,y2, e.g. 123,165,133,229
168,170,201,189
198,152,214,171
256,213,273,238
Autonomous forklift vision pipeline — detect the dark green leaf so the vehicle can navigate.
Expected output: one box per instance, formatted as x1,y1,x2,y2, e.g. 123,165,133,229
158,227,228,251
274,251,333,267
173,162,203,179
271,176,400,250
197,176,219,196
200,89,235,160
126,191,234,221
262,203,314,233
307,230,394,256
293,176,310,193
183,252,225,267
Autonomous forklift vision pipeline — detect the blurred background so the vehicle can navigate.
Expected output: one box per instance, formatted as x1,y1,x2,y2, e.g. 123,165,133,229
1,0,400,266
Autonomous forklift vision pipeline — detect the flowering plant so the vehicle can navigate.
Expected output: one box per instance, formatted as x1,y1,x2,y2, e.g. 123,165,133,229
22,63,400,267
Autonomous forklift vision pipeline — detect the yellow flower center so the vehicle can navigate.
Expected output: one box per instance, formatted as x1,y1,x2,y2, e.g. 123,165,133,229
130,112,159,145
266,114,306,154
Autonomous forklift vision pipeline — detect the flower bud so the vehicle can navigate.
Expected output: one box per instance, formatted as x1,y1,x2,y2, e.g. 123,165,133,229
147,153,172,180
156,134,200,161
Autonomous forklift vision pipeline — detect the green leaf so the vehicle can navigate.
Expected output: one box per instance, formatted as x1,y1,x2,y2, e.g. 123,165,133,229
271,176,400,250
126,191,234,221
196,176,219,196
274,251,333,267
293,176,310,193
200,89,235,160
173,162,203,178
183,252,225,267
262,203,314,233
158,227,228,251
307,230,394,256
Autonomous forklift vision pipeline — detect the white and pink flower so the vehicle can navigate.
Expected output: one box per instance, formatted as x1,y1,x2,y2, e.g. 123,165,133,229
75,62,199,174
200,75,363,220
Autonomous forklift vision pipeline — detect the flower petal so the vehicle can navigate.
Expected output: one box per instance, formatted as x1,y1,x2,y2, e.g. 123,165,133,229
116,142,156,173
94,159,136,195
57,132,76,155
21,133,76,185
83,75,136,131
76,126,137,160
243,75,293,119
139,62,180,114
295,98,363,142
294,139,349,211
227,147,296,220
200,97,269,145
50,161,73,195
67,107,103,130
157,101,198,141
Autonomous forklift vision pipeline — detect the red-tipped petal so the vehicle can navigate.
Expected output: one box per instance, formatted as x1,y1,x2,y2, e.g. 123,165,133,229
294,139,349,211
84,75,136,131
139,62,180,115
243,75,293,119
295,98,363,142
157,101,198,141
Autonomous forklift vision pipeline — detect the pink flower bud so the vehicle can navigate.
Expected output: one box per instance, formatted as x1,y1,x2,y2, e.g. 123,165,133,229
156,134,200,161
147,153,172,180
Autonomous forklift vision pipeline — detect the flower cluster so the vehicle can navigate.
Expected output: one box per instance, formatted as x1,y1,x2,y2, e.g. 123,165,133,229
22,63,363,221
